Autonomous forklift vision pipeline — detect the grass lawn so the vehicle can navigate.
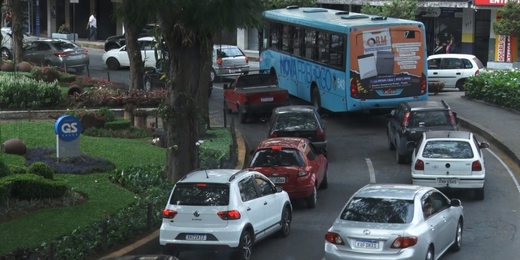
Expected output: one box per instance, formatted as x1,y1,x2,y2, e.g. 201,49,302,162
0,120,230,255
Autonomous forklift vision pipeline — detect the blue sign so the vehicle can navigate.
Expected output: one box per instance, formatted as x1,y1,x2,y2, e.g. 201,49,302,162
54,115,82,141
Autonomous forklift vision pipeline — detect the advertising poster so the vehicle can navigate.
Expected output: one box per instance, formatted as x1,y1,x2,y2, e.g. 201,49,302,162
350,25,425,100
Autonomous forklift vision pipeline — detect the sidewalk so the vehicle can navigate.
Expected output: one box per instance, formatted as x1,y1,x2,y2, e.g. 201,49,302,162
72,38,105,50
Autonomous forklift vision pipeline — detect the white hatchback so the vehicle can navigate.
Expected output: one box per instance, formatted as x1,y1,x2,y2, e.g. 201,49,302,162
410,131,489,200
159,169,292,260
101,36,159,70
427,54,485,91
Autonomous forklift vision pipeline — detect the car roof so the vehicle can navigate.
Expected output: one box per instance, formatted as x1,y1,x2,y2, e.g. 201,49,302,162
424,130,472,140
179,169,247,184
138,36,155,41
214,44,240,49
428,54,477,60
273,105,316,114
403,100,450,110
356,184,428,200
256,137,306,150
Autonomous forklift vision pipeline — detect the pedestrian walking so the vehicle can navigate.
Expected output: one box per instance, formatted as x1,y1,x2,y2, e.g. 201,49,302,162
86,12,97,41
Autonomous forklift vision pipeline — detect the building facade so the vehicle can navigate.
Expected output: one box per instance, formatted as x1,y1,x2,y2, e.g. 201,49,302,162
236,0,517,64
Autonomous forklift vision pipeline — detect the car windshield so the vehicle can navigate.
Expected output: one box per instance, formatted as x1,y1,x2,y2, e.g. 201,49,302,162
217,47,244,58
250,148,305,167
52,41,80,51
422,140,474,159
274,113,319,131
410,110,449,127
236,75,275,88
170,183,229,206
340,197,414,224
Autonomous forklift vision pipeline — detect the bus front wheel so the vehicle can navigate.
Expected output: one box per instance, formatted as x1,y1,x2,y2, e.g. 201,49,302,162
312,88,322,114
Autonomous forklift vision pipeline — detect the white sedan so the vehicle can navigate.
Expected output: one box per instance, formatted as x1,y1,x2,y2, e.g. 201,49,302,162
101,36,159,70
410,130,489,200
427,54,486,91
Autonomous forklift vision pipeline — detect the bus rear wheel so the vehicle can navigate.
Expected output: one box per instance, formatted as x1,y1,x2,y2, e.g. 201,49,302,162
312,88,322,114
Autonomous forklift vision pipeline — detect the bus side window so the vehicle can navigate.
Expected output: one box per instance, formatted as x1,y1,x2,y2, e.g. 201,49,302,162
282,24,291,53
318,32,330,64
303,29,316,60
293,26,302,56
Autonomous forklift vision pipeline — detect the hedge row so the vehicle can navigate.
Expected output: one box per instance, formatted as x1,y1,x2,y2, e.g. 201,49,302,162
0,73,62,109
464,70,520,110
0,174,68,202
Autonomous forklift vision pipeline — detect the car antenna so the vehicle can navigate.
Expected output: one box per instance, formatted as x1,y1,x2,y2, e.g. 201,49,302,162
205,170,209,178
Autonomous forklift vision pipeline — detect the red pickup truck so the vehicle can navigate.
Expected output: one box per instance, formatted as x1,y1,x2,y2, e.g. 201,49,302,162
223,73,290,123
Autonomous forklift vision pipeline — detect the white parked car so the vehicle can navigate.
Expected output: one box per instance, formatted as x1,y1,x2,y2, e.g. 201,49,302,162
410,131,489,200
427,54,485,91
101,36,159,70
325,184,464,260
160,169,292,260
1,27,39,59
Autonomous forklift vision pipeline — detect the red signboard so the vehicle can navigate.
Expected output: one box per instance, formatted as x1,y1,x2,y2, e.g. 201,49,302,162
474,0,519,6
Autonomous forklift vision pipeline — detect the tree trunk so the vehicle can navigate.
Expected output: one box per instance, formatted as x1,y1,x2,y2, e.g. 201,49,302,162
125,27,145,90
11,0,23,64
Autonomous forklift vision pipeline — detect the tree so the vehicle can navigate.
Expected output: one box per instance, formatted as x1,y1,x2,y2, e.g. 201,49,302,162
265,0,317,9
360,0,418,20
114,0,155,90
493,0,520,62
10,0,23,63
155,0,265,182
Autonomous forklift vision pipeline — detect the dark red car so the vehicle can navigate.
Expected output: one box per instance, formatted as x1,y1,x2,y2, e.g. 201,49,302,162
247,137,328,209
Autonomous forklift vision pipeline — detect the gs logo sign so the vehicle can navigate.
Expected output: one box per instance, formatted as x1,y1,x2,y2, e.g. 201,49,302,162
54,115,83,141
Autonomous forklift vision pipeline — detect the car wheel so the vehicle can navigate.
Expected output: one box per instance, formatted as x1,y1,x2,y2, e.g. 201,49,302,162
144,77,152,92
238,106,248,124
106,58,120,70
75,66,85,74
162,247,180,257
474,187,484,200
1,47,12,59
312,87,322,115
425,246,434,260
396,148,406,164
387,131,395,150
456,80,465,91
306,185,317,209
450,220,463,252
233,229,253,260
277,207,291,238
319,166,328,189
224,100,232,114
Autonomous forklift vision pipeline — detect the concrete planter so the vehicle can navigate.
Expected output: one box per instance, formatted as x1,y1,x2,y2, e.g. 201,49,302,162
52,33,78,41
134,116,147,128
486,61,520,71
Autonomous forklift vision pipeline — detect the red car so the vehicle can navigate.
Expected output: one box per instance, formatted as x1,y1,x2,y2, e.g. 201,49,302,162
247,137,328,209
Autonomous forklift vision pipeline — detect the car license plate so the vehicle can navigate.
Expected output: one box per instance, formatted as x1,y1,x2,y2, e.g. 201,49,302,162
383,89,396,94
229,69,241,73
355,239,379,249
269,177,286,184
68,55,84,60
186,234,207,241
261,97,274,102
437,178,459,185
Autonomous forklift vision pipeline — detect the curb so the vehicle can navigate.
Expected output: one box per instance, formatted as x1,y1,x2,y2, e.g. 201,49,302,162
99,128,247,259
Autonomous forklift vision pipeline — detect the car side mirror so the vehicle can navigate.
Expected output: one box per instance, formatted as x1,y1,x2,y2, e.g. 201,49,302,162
480,142,490,149
406,141,416,150
275,186,283,193
223,84,228,90
450,198,462,207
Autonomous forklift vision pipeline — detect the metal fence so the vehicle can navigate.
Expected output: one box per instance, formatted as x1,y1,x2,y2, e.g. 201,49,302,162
208,108,238,169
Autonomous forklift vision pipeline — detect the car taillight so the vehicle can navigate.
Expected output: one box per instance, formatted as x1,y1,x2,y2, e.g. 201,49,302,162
325,232,345,245
162,209,178,219
217,210,241,220
350,78,359,99
54,52,69,57
217,58,222,66
401,111,410,127
391,236,418,248
82,49,88,54
297,171,308,177
270,131,277,138
472,160,482,171
475,70,479,76
245,56,249,63
414,159,424,171
448,111,457,125
421,73,427,94
316,129,325,140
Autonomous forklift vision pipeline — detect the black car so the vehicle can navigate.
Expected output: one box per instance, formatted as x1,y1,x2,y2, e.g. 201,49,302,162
143,60,214,97
104,24,158,51
266,105,327,154
386,100,459,164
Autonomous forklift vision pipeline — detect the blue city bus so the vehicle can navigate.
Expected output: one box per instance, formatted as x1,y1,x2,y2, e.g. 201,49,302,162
259,6,428,113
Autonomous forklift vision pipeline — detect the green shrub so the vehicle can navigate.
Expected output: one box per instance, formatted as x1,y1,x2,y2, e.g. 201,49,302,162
59,73,77,83
27,162,54,180
465,70,520,110
0,74,62,109
83,126,153,138
104,118,131,130
97,107,116,122
9,165,27,174
0,179,13,204
0,159,12,178
3,174,68,199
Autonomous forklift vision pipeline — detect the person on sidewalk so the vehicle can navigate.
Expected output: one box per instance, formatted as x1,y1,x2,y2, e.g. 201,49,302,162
86,12,97,41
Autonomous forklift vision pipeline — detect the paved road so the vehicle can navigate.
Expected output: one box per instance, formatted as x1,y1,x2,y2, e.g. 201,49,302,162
83,47,131,86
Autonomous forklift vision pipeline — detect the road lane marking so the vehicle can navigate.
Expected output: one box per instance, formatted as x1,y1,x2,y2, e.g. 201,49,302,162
365,158,376,183
487,149,520,195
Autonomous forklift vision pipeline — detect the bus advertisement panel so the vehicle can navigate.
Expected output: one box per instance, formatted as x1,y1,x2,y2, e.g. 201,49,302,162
350,25,428,110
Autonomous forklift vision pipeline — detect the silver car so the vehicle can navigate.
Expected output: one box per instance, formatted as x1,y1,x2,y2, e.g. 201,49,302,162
324,184,463,260
212,44,249,79
23,39,89,73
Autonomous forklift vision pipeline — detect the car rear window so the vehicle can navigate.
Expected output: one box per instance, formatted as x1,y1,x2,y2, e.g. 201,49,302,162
217,47,244,58
409,110,450,127
52,41,80,51
274,113,319,131
250,148,305,167
340,197,414,224
422,140,474,159
170,183,229,206
236,75,274,88
473,57,485,69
